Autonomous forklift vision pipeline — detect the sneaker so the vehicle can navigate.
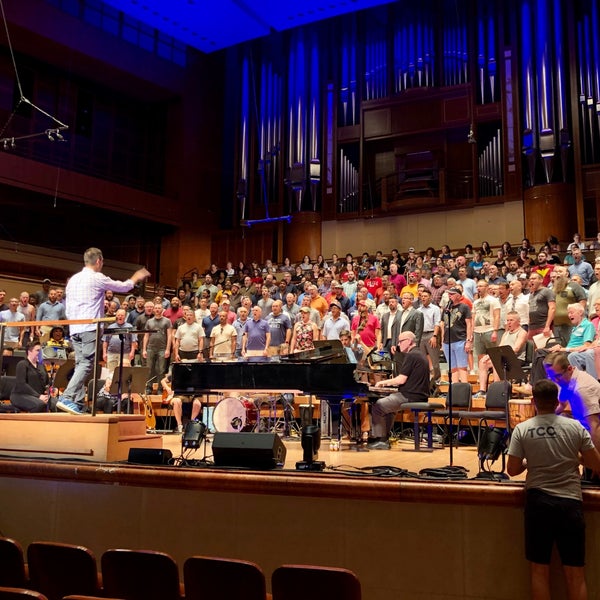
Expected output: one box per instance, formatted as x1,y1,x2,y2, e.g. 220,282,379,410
473,390,486,399
56,399,84,415
367,440,391,450
176,424,183,433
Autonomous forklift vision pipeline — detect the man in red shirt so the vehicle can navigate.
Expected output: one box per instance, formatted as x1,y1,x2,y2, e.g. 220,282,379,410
364,266,382,298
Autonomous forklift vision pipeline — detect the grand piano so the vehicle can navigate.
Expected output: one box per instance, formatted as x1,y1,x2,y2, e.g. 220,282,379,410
171,341,368,399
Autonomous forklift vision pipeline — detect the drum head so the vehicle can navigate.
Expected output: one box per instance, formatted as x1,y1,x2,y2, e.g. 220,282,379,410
213,397,248,432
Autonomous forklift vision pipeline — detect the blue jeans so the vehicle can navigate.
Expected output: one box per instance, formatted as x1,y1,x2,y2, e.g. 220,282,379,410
61,331,98,407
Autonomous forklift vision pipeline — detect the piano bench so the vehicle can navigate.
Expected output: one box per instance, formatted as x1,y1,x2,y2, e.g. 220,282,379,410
401,402,444,452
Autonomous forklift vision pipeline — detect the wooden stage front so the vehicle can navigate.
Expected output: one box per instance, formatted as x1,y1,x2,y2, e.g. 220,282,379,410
1,414,600,600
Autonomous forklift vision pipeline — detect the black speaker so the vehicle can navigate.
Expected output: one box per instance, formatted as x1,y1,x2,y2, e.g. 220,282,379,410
127,448,173,465
212,433,286,469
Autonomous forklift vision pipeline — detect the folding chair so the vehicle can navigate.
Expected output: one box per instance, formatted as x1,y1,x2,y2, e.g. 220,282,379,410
457,380,510,445
432,382,472,445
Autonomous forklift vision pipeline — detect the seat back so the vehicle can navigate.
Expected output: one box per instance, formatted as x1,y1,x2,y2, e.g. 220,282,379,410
0,538,27,588
0,588,48,600
183,556,266,600
271,564,361,600
63,596,123,600
27,541,99,600
449,382,472,409
485,381,511,411
101,549,181,600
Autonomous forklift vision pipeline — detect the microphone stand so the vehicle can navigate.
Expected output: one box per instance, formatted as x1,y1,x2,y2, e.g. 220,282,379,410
439,299,466,471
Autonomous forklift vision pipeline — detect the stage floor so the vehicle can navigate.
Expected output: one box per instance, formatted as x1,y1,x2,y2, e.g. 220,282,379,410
158,429,525,482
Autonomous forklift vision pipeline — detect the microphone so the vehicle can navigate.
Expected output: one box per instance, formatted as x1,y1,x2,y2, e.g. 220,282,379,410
444,299,453,314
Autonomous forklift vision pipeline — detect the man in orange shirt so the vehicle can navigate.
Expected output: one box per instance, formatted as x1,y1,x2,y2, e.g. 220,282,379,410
308,284,329,319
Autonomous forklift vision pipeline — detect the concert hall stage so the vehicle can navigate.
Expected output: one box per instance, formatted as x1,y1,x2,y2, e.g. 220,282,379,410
0,429,599,600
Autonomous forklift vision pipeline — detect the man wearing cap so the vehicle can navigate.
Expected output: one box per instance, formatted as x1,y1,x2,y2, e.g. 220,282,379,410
330,281,351,315
228,282,243,312
440,287,473,383
322,300,350,341
34,278,51,306
368,331,430,449
127,296,146,326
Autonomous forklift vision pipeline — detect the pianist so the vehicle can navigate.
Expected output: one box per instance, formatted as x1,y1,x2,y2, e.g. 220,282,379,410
367,331,430,450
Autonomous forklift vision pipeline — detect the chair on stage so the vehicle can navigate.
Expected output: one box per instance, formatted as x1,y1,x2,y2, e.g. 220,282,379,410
0,588,47,600
271,564,361,600
183,556,268,600
27,541,100,600
432,382,472,446
457,380,510,444
101,549,181,600
0,538,27,588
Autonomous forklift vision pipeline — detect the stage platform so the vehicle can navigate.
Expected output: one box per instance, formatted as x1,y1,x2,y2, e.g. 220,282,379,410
0,425,600,600
0,413,162,462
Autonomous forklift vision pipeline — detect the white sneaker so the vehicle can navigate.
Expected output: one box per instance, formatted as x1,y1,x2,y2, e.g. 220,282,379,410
176,424,183,433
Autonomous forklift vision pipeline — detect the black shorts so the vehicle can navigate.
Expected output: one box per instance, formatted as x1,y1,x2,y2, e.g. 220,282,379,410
524,489,585,566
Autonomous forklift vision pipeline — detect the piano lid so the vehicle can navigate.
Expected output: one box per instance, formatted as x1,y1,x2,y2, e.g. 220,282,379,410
280,340,349,364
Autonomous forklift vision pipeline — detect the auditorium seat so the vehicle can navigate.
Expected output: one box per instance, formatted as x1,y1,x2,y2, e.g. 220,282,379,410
101,549,181,600
0,588,48,599
62,596,123,600
183,556,268,600
0,538,27,588
271,564,361,600
27,542,100,600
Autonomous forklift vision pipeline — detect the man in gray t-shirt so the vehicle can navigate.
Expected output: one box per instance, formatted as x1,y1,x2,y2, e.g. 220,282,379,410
142,303,172,392
508,379,600,600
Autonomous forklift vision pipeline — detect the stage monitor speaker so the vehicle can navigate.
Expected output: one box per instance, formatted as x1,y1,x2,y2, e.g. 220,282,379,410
212,432,286,469
127,448,173,465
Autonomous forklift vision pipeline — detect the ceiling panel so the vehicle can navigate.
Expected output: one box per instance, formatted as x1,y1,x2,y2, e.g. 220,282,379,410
101,0,395,53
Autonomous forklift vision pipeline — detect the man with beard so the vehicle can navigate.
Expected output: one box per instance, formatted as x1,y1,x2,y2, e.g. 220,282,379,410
550,266,586,346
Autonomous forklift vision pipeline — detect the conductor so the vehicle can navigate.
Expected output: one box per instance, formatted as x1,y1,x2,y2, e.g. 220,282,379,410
57,247,150,415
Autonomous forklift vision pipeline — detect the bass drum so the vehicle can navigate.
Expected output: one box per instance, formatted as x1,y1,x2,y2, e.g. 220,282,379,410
213,397,258,432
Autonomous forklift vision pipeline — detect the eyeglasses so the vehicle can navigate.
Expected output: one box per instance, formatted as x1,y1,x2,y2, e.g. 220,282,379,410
545,369,569,381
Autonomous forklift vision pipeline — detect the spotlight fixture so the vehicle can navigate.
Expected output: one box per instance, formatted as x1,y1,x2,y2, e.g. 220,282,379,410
47,130,55,141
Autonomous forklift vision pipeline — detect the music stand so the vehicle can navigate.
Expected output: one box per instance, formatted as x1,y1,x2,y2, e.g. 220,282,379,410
109,366,149,414
487,345,526,383
52,359,76,390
